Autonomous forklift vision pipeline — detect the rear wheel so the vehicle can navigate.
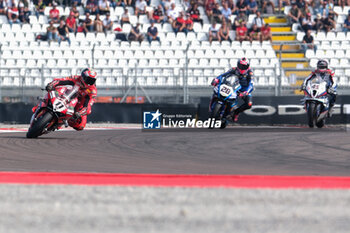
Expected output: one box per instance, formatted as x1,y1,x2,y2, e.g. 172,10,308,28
307,102,316,128
316,119,325,128
26,111,54,138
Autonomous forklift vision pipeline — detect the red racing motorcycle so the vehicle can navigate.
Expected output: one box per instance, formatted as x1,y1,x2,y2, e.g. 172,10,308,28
27,85,80,138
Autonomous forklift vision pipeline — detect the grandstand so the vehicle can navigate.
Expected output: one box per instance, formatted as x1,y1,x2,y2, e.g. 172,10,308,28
0,0,349,103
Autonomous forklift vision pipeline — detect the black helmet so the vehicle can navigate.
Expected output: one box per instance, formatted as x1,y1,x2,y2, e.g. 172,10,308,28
81,68,97,86
317,59,328,71
237,57,250,74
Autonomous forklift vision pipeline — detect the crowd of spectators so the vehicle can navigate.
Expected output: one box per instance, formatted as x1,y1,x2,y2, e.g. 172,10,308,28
1,0,350,46
286,0,350,33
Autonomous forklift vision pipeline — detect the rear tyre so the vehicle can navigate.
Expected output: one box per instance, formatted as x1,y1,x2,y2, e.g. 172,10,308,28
26,111,54,138
316,118,325,128
307,102,316,128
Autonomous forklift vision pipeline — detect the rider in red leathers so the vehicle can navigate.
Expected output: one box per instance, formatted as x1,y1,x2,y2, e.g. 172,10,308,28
45,68,97,130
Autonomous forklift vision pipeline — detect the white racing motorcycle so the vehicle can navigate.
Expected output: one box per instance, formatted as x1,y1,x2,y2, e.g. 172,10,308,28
302,77,330,128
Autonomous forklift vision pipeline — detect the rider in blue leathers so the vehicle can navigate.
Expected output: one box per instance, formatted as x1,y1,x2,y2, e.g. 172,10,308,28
210,57,254,122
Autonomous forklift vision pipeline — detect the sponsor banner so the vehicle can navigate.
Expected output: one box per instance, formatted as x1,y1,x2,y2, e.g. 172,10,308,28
142,106,221,129
199,96,349,125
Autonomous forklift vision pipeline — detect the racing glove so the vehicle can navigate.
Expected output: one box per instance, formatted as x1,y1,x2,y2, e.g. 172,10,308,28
300,84,306,91
211,78,219,86
45,82,55,92
238,91,248,97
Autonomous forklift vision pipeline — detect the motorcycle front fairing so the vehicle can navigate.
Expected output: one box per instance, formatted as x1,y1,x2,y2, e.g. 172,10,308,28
302,79,330,109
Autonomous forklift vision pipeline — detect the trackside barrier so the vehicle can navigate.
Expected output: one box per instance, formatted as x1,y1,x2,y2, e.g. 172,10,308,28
0,96,349,125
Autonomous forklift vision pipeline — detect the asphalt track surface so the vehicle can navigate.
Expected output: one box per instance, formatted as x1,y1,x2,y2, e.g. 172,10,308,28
0,126,350,176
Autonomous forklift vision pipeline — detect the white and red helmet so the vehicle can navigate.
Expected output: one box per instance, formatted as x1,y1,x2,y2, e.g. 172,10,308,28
81,68,97,86
237,57,250,75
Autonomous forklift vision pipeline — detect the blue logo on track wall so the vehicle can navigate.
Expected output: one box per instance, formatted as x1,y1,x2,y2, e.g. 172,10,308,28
143,109,162,129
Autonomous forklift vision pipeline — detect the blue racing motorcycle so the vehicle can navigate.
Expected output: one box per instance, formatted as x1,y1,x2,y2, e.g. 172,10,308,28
209,77,241,129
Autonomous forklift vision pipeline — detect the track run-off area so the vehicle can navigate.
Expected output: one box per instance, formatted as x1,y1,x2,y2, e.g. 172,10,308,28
0,125,350,187
1,125,350,232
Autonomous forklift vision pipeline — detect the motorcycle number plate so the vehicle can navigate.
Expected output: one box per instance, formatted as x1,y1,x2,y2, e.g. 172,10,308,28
219,85,233,97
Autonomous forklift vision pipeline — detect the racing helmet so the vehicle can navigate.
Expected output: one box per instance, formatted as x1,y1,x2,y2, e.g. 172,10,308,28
237,57,250,75
81,68,97,86
317,59,328,72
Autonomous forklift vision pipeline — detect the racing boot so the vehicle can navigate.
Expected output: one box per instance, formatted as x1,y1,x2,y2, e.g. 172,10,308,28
233,113,240,122
327,105,334,118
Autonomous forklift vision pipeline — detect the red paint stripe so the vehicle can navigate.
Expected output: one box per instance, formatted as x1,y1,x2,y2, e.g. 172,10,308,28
0,172,350,189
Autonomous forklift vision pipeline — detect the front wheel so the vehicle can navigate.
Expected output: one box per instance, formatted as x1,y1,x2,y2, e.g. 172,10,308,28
307,102,316,128
209,102,223,129
26,111,54,138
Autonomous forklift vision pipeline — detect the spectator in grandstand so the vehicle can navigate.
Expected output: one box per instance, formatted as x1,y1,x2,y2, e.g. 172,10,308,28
187,3,203,24
152,4,166,23
339,0,350,9
110,0,126,7
94,13,103,32
114,26,128,40
167,3,179,23
161,0,172,11
57,19,71,45
301,29,316,53
18,2,30,23
236,0,247,14
71,5,80,18
247,0,258,15
260,23,272,43
311,0,322,14
236,21,248,42
233,10,247,29
47,20,58,42
205,0,215,19
300,1,311,18
185,13,194,32
0,0,6,15
222,0,236,13
147,20,160,43
221,2,232,25
321,10,336,32
248,23,260,42
278,0,290,13
83,12,94,33
66,12,76,32
135,0,147,17
172,11,187,34
209,21,221,43
120,8,130,26
319,0,330,18
211,2,223,23
102,12,113,33
301,12,316,32
262,0,275,14
343,13,350,32
98,0,110,15
49,3,60,23
128,22,144,42
7,2,20,25
288,2,301,24
86,0,99,15
253,11,264,30
182,0,190,10
219,19,231,42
